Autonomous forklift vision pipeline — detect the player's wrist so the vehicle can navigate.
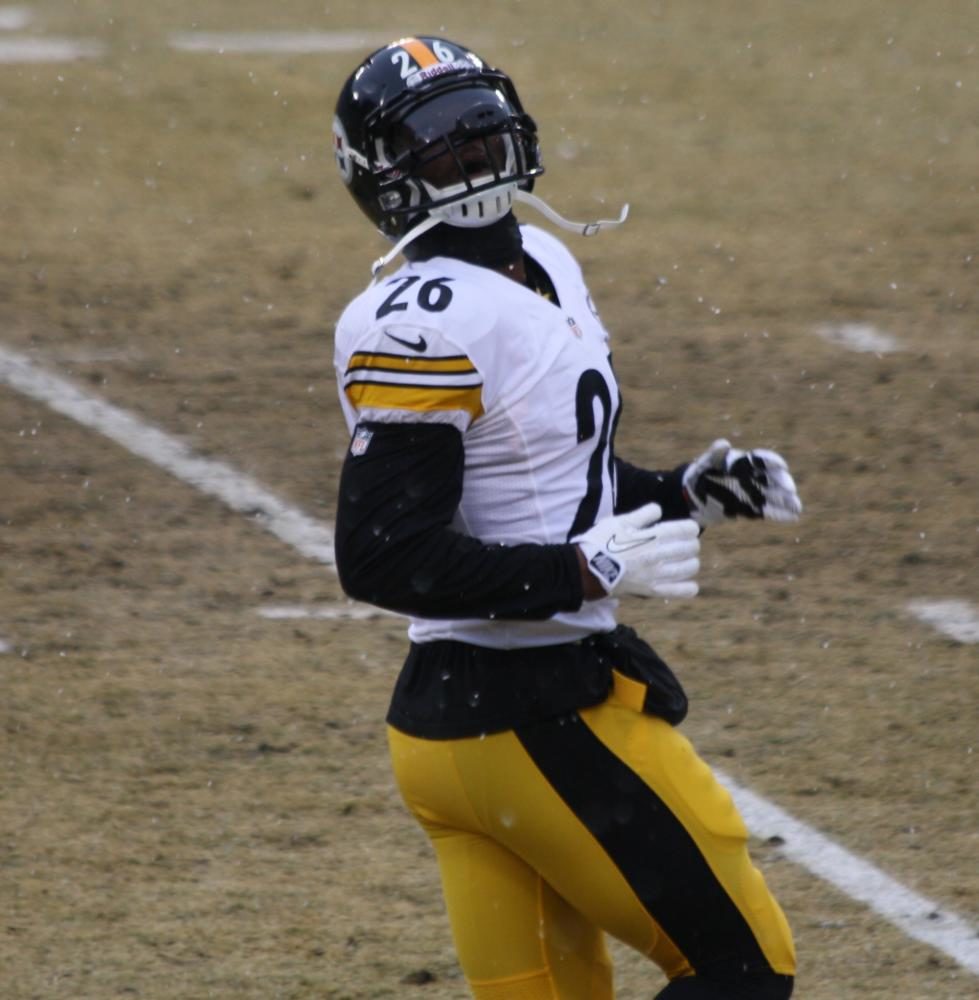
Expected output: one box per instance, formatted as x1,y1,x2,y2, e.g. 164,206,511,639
576,545,611,601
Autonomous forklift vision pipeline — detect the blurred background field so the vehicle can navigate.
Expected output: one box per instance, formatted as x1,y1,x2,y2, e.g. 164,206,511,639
1,1,976,997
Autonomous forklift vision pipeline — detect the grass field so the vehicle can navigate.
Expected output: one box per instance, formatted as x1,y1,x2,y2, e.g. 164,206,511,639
1,1,977,997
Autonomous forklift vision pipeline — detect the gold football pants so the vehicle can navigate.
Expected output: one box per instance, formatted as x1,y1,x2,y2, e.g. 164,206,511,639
387,674,796,999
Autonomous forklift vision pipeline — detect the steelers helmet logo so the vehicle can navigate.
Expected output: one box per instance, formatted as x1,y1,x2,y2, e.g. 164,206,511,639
332,115,354,185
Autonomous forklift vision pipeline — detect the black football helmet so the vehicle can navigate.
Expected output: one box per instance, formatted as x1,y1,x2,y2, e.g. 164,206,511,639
332,36,544,240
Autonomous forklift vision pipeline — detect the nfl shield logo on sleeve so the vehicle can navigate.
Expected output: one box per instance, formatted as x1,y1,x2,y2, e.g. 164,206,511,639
350,426,374,456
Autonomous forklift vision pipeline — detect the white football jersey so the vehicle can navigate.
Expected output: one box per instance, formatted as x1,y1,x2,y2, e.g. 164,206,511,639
334,224,621,648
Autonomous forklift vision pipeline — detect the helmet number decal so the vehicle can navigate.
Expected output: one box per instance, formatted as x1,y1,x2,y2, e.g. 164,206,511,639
432,40,456,62
391,38,464,82
390,50,415,80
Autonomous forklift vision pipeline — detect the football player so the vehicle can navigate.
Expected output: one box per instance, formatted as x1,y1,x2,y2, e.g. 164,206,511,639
331,35,802,1000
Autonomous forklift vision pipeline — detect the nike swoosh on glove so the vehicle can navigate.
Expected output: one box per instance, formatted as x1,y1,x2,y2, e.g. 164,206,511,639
682,439,803,527
573,502,700,599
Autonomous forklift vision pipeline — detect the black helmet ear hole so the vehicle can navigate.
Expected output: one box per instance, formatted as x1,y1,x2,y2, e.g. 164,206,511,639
383,124,414,163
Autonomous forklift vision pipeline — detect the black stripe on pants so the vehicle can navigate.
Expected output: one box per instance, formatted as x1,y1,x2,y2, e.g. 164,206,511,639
514,713,778,984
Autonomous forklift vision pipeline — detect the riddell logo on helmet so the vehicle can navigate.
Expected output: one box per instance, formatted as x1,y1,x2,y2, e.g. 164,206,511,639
406,59,475,88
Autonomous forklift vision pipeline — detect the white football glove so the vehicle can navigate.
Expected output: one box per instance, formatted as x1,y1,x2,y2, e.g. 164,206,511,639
682,439,802,527
573,502,700,599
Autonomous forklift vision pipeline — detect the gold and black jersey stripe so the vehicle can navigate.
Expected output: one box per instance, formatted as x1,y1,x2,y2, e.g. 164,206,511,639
344,351,483,420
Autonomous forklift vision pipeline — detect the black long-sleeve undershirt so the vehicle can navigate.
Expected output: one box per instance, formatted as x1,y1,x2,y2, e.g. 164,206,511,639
614,457,690,520
334,421,691,620
335,422,584,619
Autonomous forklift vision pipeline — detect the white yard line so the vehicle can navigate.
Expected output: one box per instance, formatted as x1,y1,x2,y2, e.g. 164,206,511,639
907,599,979,644
721,771,979,975
0,346,334,565
0,37,102,62
1,343,976,975
168,31,384,54
815,322,902,354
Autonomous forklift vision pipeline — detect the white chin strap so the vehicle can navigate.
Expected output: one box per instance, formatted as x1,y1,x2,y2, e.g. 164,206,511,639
513,190,629,237
370,190,630,280
370,214,445,279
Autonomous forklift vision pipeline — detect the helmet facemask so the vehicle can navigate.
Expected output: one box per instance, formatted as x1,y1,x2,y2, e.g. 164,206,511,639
373,86,539,231
412,132,519,228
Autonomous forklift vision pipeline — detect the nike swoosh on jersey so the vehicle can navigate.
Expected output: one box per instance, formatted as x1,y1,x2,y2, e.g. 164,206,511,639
385,332,428,353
